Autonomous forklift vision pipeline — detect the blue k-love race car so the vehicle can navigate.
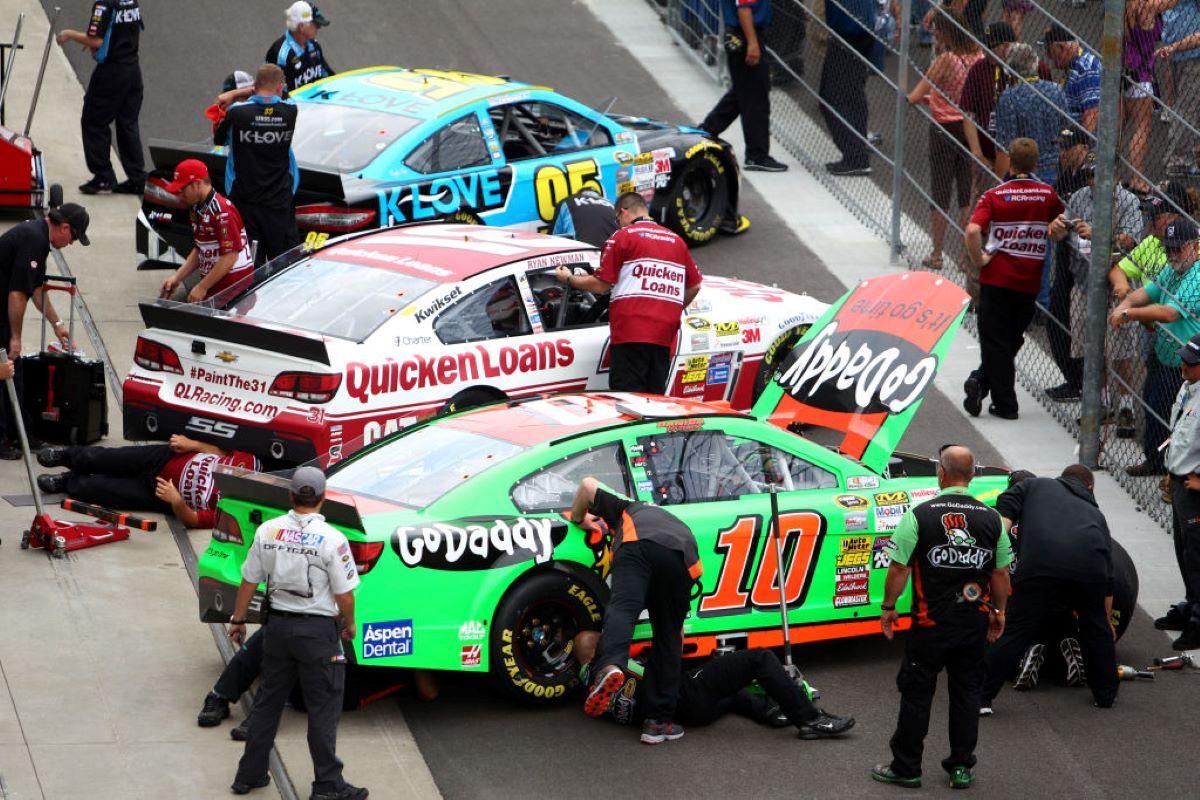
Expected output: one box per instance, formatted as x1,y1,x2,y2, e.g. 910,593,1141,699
137,67,748,267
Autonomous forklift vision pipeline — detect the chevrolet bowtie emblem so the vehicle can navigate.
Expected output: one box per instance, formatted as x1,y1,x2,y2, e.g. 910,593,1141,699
215,351,238,363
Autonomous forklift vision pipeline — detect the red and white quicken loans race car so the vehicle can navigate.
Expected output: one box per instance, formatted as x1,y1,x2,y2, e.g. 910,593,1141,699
122,224,827,465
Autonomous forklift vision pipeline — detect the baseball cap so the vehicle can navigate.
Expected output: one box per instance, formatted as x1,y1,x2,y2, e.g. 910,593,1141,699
1057,126,1089,150
1146,180,1194,217
1041,24,1076,45
286,1,329,29
1179,333,1200,366
290,466,326,502
222,70,254,93
164,159,210,193
984,21,1016,48
48,203,90,246
1164,218,1199,250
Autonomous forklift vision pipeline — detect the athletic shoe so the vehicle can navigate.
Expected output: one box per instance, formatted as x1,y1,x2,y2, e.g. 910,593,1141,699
1012,643,1044,691
231,716,251,741
826,160,871,176
1126,461,1166,477
963,375,984,417
978,706,993,717
949,766,974,790
871,765,921,788
988,403,1018,420
640,720,684,744
796,711,855,739
1060,638,1087,687
36,446,69,467
583,665,625,718
0,441,21,461
1172,625,1200,651
744,155,789,172
310,784,369,800
1116,407,1136,439
1155,606,1190,631
757,702,792,728
36,473,68,494
229,775,270,795
197,692,230,727
113,179,144,195
1045,383,1081,402
78,178,113,195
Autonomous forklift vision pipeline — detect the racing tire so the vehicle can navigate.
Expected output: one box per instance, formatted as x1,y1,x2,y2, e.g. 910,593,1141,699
751,325,810,403
1110,539,1138,641
439,386,506,416
489,570,603,705
446,209,484,226
663,154,729,246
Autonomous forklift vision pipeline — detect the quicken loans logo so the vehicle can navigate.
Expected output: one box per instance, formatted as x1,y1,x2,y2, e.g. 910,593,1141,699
391,517,566,571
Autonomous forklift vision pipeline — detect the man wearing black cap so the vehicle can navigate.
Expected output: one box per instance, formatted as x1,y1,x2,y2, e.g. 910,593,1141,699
1160,331,1200,650
1043,25,1102,133
1110,219,1200,477
0,205,89,459
228,466,367,799
267,1,334,93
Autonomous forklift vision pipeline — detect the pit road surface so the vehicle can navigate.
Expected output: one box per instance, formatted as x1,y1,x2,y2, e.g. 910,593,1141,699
45,1,1196,796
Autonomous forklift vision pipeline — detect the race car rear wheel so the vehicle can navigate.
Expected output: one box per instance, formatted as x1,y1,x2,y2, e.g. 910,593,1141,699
440,386,506,416
752,324,810,403
447,209,484,226
1110,540,1138,641
489,571,603,704
664,153,729,246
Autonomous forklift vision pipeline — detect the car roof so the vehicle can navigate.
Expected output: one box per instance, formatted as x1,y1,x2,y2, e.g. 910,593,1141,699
294,67,547,122
437,393,750,447
316,225,595,283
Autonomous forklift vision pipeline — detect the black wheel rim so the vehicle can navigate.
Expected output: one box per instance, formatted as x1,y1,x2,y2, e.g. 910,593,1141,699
680,166,716,224
512,597,581,680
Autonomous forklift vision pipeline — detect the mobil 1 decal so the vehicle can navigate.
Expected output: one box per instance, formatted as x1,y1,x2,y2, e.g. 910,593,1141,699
392,516,568,570
698,512,826,617
762,272,969,471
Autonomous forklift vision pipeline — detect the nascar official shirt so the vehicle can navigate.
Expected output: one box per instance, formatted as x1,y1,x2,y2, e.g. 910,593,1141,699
87,0,142,65
189,191,254,294
970,177,1064,295
266,31,335,92
242,510,359,616
157,451,260,528
596,219,702,347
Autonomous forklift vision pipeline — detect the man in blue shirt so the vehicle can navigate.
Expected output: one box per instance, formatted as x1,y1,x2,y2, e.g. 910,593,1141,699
994,43,1069,188
266,1,335,93
818,0,876,175
700,0,789,172
1043,25,1101,133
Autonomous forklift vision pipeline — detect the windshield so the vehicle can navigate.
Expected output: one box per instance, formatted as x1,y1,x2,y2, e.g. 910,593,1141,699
228,257,436,341
328,424,526,507
293,103,421,172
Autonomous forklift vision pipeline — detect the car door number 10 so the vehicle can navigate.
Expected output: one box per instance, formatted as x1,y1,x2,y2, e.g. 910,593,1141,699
698,512,825,616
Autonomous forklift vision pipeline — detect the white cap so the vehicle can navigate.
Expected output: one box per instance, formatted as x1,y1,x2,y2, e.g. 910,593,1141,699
286,1,315,30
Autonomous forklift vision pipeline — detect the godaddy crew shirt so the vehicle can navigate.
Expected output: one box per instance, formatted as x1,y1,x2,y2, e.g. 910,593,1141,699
970,177,1064,295
589,487,703,579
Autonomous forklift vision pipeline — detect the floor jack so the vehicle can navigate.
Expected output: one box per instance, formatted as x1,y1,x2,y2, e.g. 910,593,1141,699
768,486,820,701
3,350,155,558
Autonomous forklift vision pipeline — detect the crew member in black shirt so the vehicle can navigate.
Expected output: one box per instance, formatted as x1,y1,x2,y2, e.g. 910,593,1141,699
981,465,1120,712
58,0,145,195
550,188,618,248
0,206,89,458
267,1,334,93
567,476,701,745
215,64,300,264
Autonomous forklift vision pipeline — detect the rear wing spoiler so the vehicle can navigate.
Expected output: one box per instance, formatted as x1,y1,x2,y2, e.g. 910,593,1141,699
147,138,345,200
214,470,364,530
139,302,331,365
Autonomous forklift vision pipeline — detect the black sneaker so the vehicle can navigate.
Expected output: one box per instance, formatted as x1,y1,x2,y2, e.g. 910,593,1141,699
1013,643,1043,691
963,375,984,417
113,178,145,195
744,155,788,172
757,702,793,728
231,716,251,741
871,764,921,788
1045,383,1081,402
198,692,230,727
1172,625,1200,651
640,719,684,744
797,710,855,739
1060,637,1087,687
229,774,270,795
1115,407,1135,439
36,473,68,494
1155,606,1190,631
988,404,1018,420
310,784,369,800
79,177,113,195
826,160,871,176
37,446,69,468
0,441,21,461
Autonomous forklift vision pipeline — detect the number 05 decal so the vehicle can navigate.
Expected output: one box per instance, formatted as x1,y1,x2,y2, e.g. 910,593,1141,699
699,512,825,617
534,158,601,224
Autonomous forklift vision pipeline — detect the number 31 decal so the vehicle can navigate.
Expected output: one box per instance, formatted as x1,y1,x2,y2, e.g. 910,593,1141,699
699,512,825,616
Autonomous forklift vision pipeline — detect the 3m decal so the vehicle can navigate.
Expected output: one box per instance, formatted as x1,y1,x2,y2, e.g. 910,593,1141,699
698,512,825,616
362,619,413,658
391,517,567,570
835,494,869,509
534,158,602,227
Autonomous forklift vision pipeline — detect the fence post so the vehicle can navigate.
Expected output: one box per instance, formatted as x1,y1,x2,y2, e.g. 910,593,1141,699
889,0,913,265
1079,0,1127,468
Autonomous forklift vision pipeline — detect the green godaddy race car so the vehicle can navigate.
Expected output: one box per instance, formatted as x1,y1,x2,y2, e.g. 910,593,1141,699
198,272,1138,703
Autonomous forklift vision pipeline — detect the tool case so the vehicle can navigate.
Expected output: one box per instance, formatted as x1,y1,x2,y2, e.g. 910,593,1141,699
20,275,108,444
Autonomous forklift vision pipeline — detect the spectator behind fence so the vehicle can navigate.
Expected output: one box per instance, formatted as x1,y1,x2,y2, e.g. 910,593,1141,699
819,0,877,176
1158,0,1200,177
994,43,1067,188
1043,25,1102,134
1123,1,1168,194
1110,219,1200,477
1113,182,1197,296
907,10,982,270
961,22,1052,177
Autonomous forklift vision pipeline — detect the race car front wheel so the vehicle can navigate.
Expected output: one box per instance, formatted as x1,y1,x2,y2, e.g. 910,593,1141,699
489,571,603,704
664,153,729,246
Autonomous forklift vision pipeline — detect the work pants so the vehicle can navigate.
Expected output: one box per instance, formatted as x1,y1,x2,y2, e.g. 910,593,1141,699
888,617,987,779
677,648,818,727
609,342,671,394
1170,476,1200,626
1047,245,1082,392
234,199,300,266
818,34,872,168
700,33,772,161
61,442,172,510
82,61,145,184
596,540,692,723
1143,358,1182,470
235,614,348,795
974,283,1036,416
215,628,266,702
982,577,1119,707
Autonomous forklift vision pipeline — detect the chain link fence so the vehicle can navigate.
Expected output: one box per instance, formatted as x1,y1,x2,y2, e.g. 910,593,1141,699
651,0,1200,528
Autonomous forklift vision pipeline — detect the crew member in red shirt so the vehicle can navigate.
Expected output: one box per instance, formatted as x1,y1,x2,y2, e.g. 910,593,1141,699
34,435,260,527
160,159,255,304
555,192,702,393
963,137,1064,420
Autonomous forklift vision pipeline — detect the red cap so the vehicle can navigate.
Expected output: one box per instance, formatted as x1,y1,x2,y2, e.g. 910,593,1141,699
165,158,210,193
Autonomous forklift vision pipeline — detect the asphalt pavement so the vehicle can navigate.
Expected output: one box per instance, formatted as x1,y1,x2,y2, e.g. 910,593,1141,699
38,0,1200,797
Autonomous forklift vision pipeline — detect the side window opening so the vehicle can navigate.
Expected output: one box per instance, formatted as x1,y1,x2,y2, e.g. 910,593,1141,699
511,443,632,513
433,275,531,344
